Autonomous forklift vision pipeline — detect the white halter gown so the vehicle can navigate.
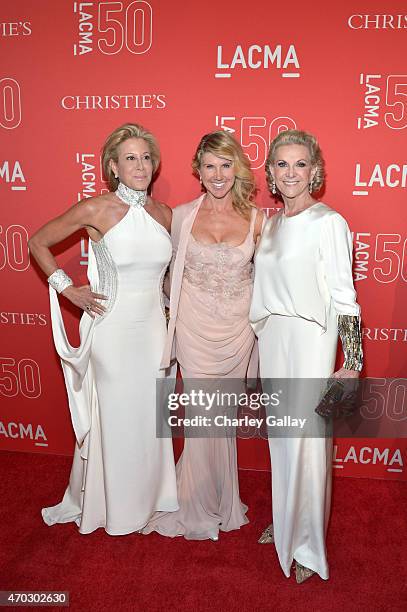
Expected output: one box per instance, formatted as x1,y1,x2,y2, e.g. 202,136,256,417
42,201,178,535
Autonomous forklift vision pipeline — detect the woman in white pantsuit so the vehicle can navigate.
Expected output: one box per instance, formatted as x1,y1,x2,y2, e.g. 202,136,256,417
250,130,363,582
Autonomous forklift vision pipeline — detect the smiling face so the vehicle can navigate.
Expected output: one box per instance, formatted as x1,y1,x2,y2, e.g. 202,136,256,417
199,152,236,200
270,144,317,200
110,137,153,191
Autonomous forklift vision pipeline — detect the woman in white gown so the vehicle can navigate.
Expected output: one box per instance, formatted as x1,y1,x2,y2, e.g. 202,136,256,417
250,130,363,582
29,124,178,535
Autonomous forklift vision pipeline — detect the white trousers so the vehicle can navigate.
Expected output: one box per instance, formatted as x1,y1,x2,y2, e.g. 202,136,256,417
258,312,337,580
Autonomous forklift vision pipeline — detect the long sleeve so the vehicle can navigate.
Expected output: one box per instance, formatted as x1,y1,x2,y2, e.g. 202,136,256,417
320,212,363,370
320,212,360,317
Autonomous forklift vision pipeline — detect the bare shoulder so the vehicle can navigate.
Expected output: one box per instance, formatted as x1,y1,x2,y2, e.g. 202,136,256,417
155,200,172,216
150,199,172,233
76,192,114,215
158,201,172,229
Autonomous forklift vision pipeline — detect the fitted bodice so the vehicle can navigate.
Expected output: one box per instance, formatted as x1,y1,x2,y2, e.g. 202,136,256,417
90,205,172,322
180,224,255,320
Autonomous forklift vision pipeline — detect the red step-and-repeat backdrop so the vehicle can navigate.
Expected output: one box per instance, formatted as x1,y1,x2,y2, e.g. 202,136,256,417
1,0,406,480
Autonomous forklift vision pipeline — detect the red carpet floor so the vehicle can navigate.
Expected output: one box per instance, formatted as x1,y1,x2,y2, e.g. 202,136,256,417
0,451,406,612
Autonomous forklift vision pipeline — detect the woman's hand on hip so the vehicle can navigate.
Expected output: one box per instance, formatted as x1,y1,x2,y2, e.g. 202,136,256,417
63,285,107,317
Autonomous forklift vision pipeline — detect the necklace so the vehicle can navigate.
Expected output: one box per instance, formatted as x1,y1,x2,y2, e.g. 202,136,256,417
115,182,147,208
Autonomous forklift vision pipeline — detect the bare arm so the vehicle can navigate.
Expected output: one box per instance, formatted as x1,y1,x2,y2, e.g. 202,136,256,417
28,198,105,274
28,199,107,315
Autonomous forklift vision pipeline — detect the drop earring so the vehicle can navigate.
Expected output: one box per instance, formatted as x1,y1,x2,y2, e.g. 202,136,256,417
309,180,313,194
272,180,276,195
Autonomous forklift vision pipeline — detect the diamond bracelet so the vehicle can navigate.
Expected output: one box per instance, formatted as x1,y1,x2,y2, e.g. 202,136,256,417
47,269,73,293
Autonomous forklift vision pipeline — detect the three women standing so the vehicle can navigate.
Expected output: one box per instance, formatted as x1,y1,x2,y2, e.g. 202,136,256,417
31,124,362,583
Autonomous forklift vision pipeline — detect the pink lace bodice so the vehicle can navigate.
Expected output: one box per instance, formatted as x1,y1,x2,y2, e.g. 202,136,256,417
181,231,254,319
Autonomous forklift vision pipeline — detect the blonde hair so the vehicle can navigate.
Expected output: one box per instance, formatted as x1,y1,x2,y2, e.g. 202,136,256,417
192,131,256,218
101,123,160,191
265,129,325,194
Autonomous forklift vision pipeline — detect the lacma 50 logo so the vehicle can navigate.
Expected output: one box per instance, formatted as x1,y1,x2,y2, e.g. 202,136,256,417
215,44,300,79
73,1,152,56
352,231,407,284
215,115,297,169
357,74,407,130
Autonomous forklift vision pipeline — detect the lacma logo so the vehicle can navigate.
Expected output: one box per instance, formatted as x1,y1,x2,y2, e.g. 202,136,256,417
215,44,300,79
334,444,404,474
353,163,407,196
0,160,26,190
0,420,48,447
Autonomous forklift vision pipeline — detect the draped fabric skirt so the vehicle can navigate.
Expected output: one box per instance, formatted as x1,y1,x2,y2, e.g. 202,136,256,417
143,275,253,539
41,209,179,535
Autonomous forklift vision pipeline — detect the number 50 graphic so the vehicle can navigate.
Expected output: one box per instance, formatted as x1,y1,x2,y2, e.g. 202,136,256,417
241,117,296,169
385,75,407,130
0,78,21,130
98,1,152,55
217,116,297,169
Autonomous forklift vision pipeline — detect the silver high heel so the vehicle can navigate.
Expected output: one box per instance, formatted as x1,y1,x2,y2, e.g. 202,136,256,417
258,523,274,544
295,561,315,584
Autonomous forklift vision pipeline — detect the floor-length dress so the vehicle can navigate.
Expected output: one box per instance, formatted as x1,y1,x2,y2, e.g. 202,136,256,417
250,203,360,579
42,200,178,535
143,208,259,539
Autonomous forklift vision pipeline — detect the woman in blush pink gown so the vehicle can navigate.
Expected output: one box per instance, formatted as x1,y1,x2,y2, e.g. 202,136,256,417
143,131,264,540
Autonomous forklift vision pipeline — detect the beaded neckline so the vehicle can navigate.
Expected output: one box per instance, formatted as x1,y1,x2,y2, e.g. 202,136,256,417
115,182,147,208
